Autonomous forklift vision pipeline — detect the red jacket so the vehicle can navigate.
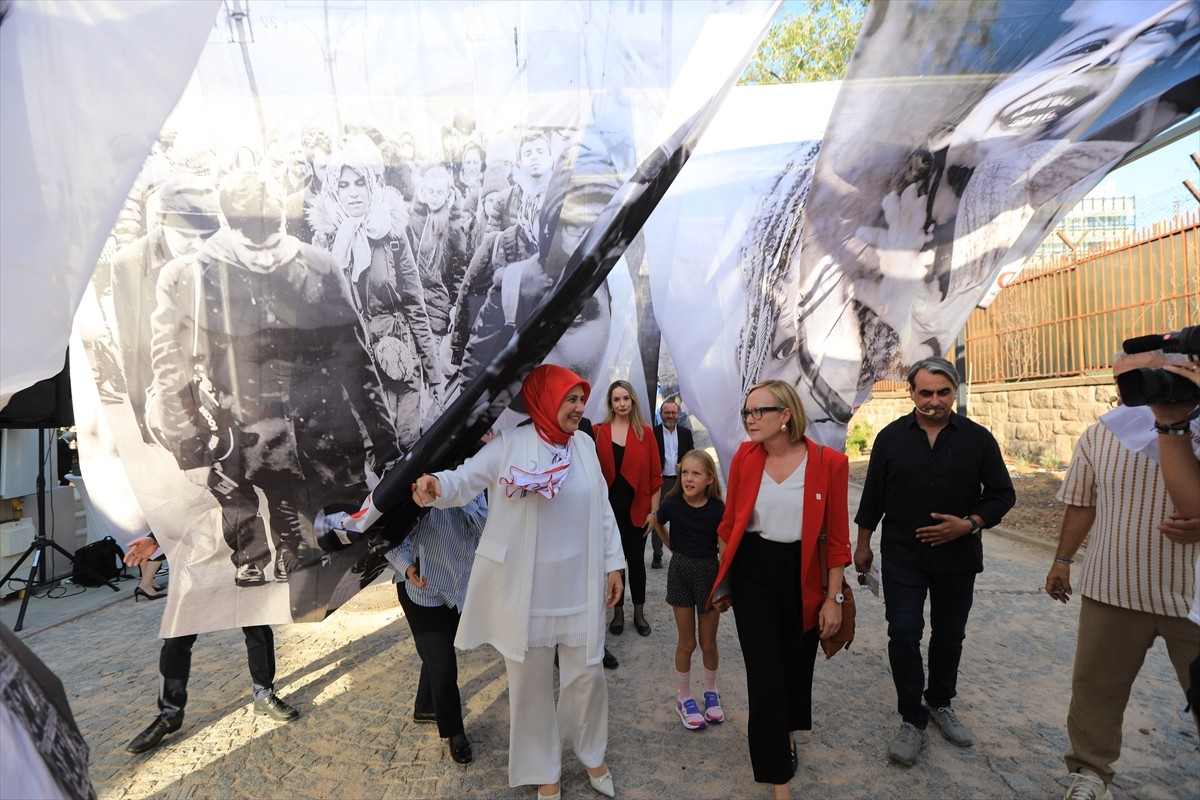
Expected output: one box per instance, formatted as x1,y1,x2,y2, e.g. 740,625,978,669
707,438,851,633
594,422,663,527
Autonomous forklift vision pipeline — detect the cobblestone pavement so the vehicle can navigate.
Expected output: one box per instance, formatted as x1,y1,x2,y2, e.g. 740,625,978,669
14,494,1199,800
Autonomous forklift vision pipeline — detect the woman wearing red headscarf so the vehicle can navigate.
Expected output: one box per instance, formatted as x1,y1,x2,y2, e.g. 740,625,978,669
413,364,625,800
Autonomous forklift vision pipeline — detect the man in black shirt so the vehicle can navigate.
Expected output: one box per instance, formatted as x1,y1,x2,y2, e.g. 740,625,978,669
854,357,1014,767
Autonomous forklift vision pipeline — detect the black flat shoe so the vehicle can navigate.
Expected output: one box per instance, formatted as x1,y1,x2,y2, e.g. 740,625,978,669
448,733,473,765
602,648,619,669
609,612,624,636
253,693,299,722
126,713,184,754
133,587,165,602
634,619,651,636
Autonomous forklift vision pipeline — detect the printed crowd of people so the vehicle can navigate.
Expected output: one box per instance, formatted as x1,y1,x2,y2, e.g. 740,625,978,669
88,114,626,610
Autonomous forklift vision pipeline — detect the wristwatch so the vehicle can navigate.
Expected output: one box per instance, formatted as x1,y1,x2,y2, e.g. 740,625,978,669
963,515,983,535
828,592,845,605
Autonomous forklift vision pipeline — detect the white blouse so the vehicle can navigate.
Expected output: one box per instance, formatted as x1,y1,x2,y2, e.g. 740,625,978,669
527,438,590,648
751,455,807,543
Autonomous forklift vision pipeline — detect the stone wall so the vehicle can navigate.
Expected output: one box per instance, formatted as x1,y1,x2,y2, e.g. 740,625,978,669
849,375,1114,463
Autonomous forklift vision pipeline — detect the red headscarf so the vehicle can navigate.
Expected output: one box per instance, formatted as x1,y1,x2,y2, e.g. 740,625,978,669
521,364,590,446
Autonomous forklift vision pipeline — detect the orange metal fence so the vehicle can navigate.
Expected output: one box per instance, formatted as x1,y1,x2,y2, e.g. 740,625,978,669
962,212,1199,384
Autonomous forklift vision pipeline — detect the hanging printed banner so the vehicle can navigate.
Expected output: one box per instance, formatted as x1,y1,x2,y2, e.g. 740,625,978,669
649,0,1199,458
72,0,777,636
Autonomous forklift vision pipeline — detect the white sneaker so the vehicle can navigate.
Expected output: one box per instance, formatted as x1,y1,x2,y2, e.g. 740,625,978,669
1064,770,1112,800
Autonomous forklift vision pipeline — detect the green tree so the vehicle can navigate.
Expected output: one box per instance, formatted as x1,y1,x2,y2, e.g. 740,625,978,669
739,1,868,85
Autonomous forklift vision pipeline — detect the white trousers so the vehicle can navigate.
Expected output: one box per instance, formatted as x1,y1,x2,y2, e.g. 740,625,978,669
505,643,608,787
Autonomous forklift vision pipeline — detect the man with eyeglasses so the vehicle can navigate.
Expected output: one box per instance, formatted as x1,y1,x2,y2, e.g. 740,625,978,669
854,357,1014,768
652,399,695,568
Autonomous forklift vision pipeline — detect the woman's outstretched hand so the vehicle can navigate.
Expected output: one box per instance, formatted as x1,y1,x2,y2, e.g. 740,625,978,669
412,475,441,507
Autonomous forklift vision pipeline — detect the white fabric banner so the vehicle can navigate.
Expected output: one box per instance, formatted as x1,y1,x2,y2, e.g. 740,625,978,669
63,0,775,635
0,0,219,405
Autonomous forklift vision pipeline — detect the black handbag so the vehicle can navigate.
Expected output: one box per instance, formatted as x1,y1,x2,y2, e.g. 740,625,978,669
71,536,125,586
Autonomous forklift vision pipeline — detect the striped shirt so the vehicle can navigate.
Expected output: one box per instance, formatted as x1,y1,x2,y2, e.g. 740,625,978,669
385,493,488,612
1058,419,1197,618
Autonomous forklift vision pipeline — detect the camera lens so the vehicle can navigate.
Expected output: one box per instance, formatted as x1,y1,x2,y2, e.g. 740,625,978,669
1116,367,1200,406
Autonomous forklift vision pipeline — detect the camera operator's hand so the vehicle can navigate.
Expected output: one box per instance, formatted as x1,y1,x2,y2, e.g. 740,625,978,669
1159,514,1200,546
1163,362,1200,389
1045,561,1072,603
1149,363,1200,424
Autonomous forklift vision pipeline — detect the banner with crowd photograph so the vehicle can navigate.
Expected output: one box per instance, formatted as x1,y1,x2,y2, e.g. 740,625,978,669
69,0,777,636
646,0,1199,460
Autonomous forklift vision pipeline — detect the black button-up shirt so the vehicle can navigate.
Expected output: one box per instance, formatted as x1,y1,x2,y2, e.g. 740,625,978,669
854,411,1015,573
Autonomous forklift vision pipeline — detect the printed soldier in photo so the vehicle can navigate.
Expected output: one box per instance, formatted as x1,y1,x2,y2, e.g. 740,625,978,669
108,175,221,443
147,167,397,589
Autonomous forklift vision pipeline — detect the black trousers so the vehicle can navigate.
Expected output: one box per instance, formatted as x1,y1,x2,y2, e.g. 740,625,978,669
731,533,820,785
157,625,275,719
397,585,465,738
882,560,975,728
614,513,647,607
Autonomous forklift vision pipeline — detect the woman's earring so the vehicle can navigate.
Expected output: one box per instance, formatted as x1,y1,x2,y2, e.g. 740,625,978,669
781,422,787,431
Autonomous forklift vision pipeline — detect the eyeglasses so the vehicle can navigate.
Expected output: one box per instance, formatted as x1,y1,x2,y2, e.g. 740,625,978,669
740,406,784,421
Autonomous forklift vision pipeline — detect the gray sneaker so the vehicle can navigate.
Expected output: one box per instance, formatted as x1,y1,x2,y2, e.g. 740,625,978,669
887,721,928,766
927,704,974,747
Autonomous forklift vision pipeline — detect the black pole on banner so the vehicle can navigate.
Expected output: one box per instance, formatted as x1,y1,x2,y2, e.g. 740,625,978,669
0,430,119,631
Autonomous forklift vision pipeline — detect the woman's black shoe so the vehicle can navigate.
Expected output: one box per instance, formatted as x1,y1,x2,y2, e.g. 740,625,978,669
634,619,651,636
602,649,619,669
609,611,624,636
134,586,166,602
448,733,473,765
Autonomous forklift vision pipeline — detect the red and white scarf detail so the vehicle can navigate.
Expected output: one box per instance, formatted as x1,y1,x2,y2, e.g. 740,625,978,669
499,435,573,499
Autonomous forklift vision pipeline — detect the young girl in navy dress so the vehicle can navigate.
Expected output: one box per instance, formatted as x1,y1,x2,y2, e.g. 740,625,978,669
653,449,726,730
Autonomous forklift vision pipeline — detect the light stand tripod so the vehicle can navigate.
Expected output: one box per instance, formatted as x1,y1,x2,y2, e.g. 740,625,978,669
1,428,118,631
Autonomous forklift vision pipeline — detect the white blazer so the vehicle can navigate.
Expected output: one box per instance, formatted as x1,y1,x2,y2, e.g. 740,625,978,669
432,425,625,665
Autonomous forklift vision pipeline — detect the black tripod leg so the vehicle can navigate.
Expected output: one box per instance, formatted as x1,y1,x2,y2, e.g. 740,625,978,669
10,547,44,632
0,542,36,586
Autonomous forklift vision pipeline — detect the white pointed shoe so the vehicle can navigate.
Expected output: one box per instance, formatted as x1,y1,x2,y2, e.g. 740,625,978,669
588,768,615,798
536,787,560,800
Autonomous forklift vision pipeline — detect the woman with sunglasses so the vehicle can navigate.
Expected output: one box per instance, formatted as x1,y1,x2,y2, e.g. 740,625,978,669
708,379,850,800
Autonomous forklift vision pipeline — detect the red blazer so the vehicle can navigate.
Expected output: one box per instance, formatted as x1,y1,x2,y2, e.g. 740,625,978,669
707,438,851,633
594,422,663,527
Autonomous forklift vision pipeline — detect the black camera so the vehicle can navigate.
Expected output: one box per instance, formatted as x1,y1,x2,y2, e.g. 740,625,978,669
1117,326,1200,406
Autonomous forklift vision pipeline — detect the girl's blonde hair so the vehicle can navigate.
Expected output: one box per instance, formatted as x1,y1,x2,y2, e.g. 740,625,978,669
665,449,723,503
603,379,648,440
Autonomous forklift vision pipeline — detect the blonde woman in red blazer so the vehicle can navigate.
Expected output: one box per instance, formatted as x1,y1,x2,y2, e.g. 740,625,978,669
707,380,851,800
594,380,663,637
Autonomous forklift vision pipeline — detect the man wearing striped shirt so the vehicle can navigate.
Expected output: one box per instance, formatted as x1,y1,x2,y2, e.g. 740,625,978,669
1046,352,1200,800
